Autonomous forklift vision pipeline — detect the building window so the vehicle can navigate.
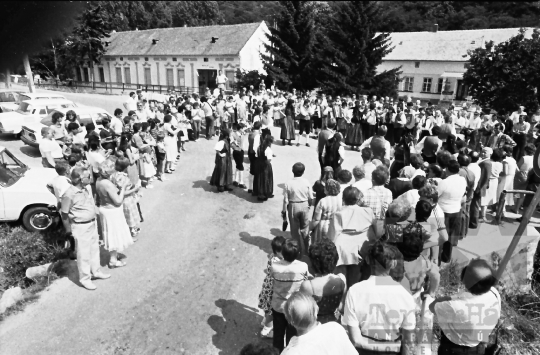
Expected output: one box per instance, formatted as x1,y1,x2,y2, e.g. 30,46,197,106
438,78,452,93
76,68,82,82
204,58,209,62
173,58,177,61
422,78,432,93
120,57,123,61
225,70,235,90
166,68,174,87
177,69,185,87
144,67,151,85
403,77,414,92
437,78,444,93
144,57,149,61
99,67,105,82
124,67,131,84
115,67,122,83
415,62,420,68
83,68,89,82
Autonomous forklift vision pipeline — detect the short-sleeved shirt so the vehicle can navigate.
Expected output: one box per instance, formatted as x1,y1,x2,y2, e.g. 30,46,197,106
283,177,313,204
47,175,72,203
61,185,96,223
434,288,501,347
343,275,416,350
361,185,393,218
438,174,467,214
281,322,358,355
271,259,309,313
39,139,63,159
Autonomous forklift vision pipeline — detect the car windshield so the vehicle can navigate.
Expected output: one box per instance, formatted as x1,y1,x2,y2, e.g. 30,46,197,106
17,102,33,113
0,92,20,103
0,149,27,187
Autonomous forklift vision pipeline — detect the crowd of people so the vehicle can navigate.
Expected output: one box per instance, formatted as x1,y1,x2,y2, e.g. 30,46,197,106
37,83,536,353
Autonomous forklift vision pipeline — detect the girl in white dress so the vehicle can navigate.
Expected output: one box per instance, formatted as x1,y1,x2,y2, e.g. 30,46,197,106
481,148,504,219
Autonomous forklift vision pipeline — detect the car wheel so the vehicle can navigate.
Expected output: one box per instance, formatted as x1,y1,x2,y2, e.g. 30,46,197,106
22,207,55,232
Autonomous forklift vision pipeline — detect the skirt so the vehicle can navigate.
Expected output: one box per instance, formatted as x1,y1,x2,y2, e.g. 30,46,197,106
99,206,134,252
127,162,140,187
345,124,363,146
280,116,295,140
253,160,274,198
164,136,177,162
257,273,274,313
210,153,233,187
122,195,141,228
481,177,499,206
335,231,370,266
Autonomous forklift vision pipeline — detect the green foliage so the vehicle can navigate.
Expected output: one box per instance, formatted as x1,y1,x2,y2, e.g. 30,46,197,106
462,28,540,114
261,1,322,91
0,225,65,291
235,69,267,91
218,1,282,25
318,1,401,96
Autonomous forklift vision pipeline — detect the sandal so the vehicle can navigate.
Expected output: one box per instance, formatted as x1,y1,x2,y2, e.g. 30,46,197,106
109,260,127,269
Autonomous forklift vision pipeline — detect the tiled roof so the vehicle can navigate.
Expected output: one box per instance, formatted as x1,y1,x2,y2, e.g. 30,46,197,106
383,27,535,61
104,22,263,56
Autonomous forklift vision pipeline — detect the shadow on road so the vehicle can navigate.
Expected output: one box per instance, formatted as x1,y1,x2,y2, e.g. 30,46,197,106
270,227,290,239
20,145,40,158
192,177,214,192
208,299,267,355
239,232,272,254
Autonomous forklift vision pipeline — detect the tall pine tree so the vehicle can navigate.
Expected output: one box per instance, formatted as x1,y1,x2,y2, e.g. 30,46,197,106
319,1,400,96
262,1,320,91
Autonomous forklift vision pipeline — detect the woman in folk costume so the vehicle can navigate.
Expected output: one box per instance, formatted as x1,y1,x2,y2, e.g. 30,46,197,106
345,100,363,150
252,135,275,201
280,99,296,146
210,129,234,192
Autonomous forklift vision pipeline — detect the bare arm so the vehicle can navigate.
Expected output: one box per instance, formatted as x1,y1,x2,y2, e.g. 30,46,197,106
44,151,56,167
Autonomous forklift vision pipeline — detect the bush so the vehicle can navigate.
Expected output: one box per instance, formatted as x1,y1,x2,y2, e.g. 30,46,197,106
0,225,66,291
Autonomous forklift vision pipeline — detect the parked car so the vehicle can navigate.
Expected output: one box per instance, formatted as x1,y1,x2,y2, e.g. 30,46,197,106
21,106,111,148
0,92,67,113
0,98,76,136
0,89,25,113
0,146,58,232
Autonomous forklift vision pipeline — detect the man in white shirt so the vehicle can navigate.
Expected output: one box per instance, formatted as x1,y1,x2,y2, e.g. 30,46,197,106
430,258,501,353
39,127,65,168
467,151,481,191
123,92,137,112
359,126,392,161
46,162,72,206
468,111,482,149
438,160,467,245
510,105,526,124
135,102,148,122
343,242,416,354
216,70,228,90
352,165,372,195
111,109,125,135
282,292,357,355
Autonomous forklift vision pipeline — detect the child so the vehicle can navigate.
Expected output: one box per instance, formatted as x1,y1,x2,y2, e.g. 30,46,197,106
155,131,167,181
112,157,142,239
140,146,156,189
257,235,286,338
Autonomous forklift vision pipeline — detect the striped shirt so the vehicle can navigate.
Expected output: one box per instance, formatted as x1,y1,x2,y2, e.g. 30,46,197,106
271,259,309,313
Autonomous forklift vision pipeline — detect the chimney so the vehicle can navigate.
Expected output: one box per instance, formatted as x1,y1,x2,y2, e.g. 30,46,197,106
432,24,438,33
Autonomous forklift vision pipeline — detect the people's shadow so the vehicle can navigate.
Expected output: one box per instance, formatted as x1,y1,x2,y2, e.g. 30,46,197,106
239,232,272,254
192,176,216,192
270,227,290,239
20,145,41,158
207,299,267,355
277,183,285,191
228,187,263,203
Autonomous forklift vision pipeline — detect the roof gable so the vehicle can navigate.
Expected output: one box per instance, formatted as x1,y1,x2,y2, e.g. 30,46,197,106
105,22,263,57
382,27,535,62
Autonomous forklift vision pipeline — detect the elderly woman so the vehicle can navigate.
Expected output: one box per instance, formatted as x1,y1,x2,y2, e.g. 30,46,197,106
299,239,346,324
310,179,342,244
328,186,374,287
96,160,133,269
281,291,357,355
312,166,334,208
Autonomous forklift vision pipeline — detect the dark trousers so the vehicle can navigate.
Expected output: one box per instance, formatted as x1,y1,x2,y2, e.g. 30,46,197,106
192,120,201,140
438,332,483,355
513,132,526,162
469,192,481,229
272,309,297,352
445,211,461,246
386,123,395,145
392,126,404,146
460,199,472,239
205,116,214,139
366,124,376,139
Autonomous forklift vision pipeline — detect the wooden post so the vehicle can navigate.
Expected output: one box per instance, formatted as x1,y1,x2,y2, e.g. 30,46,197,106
23,54,36,93
496,187,540,281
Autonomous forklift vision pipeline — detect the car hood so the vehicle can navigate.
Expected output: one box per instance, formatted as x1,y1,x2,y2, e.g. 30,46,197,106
10,167,58,191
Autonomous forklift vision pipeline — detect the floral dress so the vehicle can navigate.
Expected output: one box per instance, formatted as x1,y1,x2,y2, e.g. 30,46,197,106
257,253,280,313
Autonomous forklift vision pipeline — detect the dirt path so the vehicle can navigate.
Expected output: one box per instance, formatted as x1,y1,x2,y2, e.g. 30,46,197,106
0,127,357,355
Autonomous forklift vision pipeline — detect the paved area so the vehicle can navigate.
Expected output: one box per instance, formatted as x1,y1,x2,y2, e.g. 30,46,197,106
0,87,537,354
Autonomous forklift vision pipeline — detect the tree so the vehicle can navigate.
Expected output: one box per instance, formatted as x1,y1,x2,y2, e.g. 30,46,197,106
463,28,540,114
235,69,267,90
318,1,401,97
262,1,321,91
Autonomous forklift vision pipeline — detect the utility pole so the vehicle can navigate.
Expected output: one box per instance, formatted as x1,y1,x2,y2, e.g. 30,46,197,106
23,54,36,93
51,38,59,80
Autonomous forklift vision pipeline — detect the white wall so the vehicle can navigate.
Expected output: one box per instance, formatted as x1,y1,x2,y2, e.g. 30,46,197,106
239,22,270,74
378,60,467,100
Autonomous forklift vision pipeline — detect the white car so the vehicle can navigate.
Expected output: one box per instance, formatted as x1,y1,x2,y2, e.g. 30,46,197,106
0,92,67,113
0,98,76,136
0,146,58,231
21,106,111,148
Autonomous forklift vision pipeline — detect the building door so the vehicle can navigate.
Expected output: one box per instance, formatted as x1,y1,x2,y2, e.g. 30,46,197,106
197,69,217,94
124,67,131,84
177,69,185,88
166,68,174,88
455,80,469,100
144,67,152,86
83,68,89,82
99,67,105,82
115,67,122,83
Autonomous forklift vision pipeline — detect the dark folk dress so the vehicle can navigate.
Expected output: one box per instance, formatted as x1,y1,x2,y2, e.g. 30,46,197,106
210,139,233,188
281,109,296,141
252,145,274,199
345,111,363,146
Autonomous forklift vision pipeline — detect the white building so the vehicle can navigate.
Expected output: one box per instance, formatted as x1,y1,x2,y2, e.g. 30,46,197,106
74,22,269,94
378,26,535,104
